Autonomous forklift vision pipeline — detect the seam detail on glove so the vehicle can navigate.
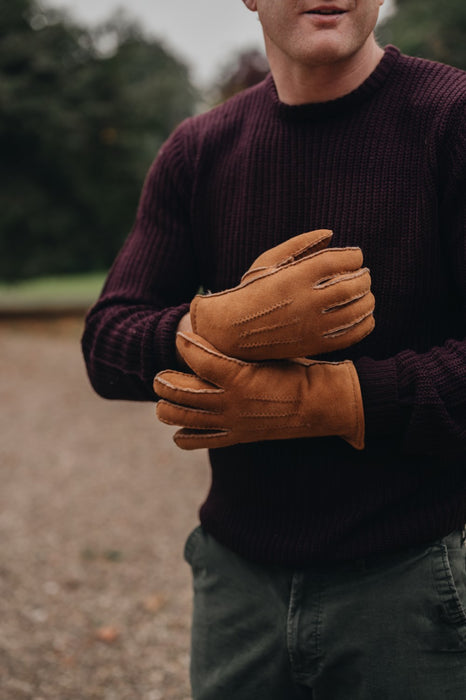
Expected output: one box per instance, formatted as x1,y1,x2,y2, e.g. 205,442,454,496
176,429,231,440
243,395,296,403
239,338,301,348
274,234,333,268
290,232,332,259
163,415,222,429
239,318,300,336
233,299,293,325
239,411,299,418
245,423,303,433
190,298,199,332
240,231,333,282
241,265,269,281
315,266,369,288
194,246,363,300
157,400,220,426
343,363,364,449
322,290,370,313
156,374,223,394
323,309,374,337
178,332,249,368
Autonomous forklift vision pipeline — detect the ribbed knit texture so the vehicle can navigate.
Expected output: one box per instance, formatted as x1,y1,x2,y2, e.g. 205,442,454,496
82,46,466,564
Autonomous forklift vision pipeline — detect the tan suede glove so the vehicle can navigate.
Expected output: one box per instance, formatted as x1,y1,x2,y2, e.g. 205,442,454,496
190,229,375,361
154,332,365,451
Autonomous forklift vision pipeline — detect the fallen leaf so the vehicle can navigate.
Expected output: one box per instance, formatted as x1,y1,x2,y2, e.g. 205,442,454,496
143,593,167,613
95,626,120,643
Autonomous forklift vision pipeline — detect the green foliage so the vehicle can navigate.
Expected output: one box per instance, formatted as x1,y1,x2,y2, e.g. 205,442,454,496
378,0,466,69
0,272,106,309
0,1,197,281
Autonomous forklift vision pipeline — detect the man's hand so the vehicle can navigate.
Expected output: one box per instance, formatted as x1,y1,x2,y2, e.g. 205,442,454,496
154,332,365,451
190,229,375,361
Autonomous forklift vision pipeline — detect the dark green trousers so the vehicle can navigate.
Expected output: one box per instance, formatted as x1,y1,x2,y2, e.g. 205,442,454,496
184,527,466,699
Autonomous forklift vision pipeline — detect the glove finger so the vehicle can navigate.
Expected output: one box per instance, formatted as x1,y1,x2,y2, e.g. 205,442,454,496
319,268,372,308
156,399,226,431
154,370,223,411
323,291,375,336
176,331,246,386
319,314,375,354
241,229,333,283
316,308,375,354
173,428,233,450
310,247,364,285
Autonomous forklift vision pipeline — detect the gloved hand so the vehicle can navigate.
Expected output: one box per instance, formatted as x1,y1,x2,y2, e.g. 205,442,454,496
190,229,375,361
154,332,365,451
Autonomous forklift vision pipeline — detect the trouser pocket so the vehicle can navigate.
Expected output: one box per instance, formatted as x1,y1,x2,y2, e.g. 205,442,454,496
184,525,204,567
431,531,466,651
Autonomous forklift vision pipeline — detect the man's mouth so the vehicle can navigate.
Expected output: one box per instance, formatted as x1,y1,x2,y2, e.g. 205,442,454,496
305,8,346,14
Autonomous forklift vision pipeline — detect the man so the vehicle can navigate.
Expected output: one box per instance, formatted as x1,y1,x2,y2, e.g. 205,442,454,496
82,0,466,697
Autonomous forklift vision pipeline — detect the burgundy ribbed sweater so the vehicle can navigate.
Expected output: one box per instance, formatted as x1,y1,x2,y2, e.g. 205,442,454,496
82,46,466,564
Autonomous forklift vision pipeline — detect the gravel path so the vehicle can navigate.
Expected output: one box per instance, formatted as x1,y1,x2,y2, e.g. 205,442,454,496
0,317,210,699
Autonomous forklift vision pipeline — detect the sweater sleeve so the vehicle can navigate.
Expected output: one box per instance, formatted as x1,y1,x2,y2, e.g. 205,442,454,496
355,98,466,459
81,120,199,401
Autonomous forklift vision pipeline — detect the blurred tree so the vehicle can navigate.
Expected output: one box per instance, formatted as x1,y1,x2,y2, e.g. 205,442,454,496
0,1,197,281
211,49,269,105
378,0,466,69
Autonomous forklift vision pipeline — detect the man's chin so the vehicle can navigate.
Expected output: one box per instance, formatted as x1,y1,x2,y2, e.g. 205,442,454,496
301,33,374,69
299,36,352,66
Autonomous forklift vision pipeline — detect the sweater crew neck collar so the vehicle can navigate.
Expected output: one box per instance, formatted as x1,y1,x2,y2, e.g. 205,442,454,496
265,45,401,121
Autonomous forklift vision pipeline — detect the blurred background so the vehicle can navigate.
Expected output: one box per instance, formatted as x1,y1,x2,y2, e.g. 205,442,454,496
0,1,465,698
1,0,464,290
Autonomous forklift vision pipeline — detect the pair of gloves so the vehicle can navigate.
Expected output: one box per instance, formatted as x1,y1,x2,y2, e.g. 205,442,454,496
154,229,375,451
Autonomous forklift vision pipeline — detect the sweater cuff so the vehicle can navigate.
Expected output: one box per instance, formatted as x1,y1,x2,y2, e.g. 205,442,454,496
354,356,402,440
153,302,191,371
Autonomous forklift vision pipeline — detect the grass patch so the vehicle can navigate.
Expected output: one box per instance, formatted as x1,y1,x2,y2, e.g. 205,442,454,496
0,272,107,310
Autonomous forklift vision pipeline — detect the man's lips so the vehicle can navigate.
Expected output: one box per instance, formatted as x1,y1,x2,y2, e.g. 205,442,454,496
304,6,347,14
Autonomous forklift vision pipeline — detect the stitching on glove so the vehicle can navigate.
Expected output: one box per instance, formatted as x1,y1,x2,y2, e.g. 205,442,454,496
342,362,363,449
178,333,248,368
244,422,304,433
163,418,222,430
322,290,370,313
239,318,300,337
239,411,299,418
157,399,221,416
190,299,199,332
157,370,187,379
295,358,354,367
243,395,296,403
290,232,332,260
156,373,223,394
193,246,363,300
241,264,269,280
240,233,332,281
236,247,362,291
315,267,369,289
232,299,293,325
176,429,231,440
323,309,374,337
239,338,301,349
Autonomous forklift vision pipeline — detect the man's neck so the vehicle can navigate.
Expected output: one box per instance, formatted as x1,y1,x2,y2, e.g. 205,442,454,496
268,38,384,105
